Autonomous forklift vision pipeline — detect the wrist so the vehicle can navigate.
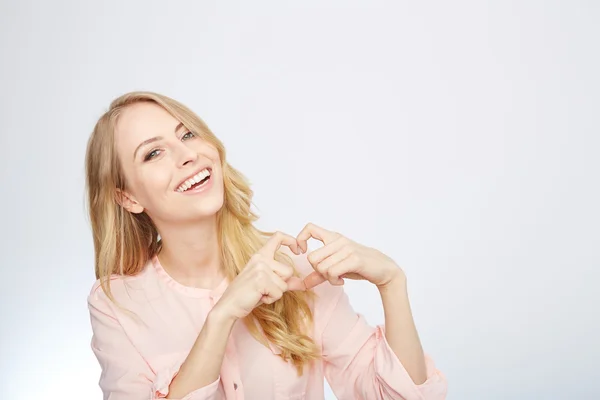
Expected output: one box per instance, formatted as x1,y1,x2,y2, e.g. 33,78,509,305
207,305,238,328
377,269,407,294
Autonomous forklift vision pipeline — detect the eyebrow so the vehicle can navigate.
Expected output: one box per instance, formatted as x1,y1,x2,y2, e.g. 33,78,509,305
132,122,186,160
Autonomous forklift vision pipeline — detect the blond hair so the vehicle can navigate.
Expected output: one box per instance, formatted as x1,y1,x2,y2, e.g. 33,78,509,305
85,91,320,374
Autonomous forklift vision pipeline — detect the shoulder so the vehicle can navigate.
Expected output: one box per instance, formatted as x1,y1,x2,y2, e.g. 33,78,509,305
88,260,155,309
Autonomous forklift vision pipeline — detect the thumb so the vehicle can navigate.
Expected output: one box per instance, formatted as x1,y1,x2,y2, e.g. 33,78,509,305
286,276,307,291
286,272,327,291
303,271,327,289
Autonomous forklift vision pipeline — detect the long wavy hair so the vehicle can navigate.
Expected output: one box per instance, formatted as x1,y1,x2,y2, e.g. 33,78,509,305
85,91,320,374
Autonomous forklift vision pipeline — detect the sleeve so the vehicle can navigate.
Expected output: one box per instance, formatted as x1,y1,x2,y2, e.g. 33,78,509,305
88,286,223,400
317,285,448,400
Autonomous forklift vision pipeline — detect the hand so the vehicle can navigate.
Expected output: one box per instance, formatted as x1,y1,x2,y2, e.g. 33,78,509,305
296,223,405,289
213,232,308,321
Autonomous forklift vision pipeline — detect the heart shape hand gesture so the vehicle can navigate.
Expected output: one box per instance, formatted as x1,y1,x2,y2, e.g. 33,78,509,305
294,223,404,290
214,224,404,321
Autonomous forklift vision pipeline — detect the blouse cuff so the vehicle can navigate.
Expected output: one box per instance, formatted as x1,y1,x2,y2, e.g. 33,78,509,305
374,325,448,400
153,362,221,400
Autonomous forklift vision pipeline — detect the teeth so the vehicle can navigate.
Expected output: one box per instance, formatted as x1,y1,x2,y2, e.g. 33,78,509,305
177,168,211,192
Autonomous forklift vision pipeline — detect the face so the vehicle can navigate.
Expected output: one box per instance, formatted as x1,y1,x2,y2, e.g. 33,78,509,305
114,102,225,226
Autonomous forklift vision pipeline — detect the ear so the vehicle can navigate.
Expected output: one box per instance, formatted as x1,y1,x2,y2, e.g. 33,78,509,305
115,189,144,214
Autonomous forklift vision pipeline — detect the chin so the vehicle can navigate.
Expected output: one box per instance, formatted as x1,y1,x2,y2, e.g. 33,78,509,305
152,192,225,224
194,196,225,220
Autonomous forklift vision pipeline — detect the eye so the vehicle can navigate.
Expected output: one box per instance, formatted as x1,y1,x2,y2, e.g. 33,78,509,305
182,131,195,140
144,149,161,161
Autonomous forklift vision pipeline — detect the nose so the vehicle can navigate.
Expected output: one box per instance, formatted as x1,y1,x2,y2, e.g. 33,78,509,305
174,141,198,167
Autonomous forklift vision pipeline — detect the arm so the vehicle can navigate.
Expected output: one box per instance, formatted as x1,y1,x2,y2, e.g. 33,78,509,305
293,223,448,399
90,233,304,399
88,287,225,400
171,232,308,396
166,309,234,398
378,274,427,384
318,283,447,400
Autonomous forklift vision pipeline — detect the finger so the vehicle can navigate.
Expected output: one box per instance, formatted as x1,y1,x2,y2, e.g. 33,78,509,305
328,255,361,283
315,249,353,286
264,258,295,281
339,272,364,280
259,276,285,304
261,287,284,304
286,276,308,291
270,269,291,293
296,223,340,253
251,259,292,292
287,272,328,291
302,271,327,290
325,274,344,286
307,236,347,267
259,231,301,258
314,245,352,275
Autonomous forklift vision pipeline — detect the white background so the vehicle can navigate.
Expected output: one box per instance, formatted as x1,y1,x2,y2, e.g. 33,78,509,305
1,1,598,399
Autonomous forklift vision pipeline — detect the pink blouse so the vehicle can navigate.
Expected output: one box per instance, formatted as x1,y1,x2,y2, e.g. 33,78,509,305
88,252,447,399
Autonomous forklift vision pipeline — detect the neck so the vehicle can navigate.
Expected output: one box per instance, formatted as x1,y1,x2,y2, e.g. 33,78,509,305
156,215,225,289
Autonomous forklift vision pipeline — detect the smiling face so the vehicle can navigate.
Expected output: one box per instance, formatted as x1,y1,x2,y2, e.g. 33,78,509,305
114,101,225,226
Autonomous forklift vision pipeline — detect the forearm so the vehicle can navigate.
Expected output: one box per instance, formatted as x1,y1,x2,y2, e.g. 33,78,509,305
166,308,236,398
378,276,427,385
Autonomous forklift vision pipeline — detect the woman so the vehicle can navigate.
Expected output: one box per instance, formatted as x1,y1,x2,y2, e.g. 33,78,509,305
85,91,447,400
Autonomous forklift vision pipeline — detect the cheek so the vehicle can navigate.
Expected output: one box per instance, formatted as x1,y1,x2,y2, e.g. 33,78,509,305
133,168,173,204
209,147,221,161
196,140,221,163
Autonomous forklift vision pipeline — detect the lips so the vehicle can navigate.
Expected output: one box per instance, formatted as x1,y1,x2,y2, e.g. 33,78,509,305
175,167,212,192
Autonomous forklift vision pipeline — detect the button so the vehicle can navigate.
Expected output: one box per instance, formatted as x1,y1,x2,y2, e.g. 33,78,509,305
233,383,238,390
